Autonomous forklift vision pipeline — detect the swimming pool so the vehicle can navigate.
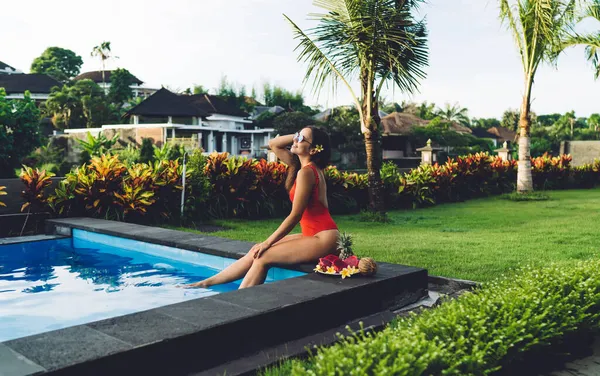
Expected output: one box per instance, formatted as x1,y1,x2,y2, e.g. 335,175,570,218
0,229,304,342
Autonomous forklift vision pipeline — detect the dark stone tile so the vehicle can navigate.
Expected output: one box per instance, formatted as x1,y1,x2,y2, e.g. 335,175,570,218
174,236,235,251
5,325,131,371
200,240,254,258
87,310,199,346
0,343,45,376
157,297,258,328
261,275,348,300
211,283,307,312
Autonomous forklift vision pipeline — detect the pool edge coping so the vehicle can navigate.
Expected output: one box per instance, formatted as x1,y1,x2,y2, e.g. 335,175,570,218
1,218,428,375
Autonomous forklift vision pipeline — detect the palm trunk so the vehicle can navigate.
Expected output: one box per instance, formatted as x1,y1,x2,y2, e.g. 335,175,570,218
517,77,534,192
361,70,385,213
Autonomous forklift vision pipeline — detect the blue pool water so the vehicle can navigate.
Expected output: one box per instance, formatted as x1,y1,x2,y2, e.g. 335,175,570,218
0,230,304,342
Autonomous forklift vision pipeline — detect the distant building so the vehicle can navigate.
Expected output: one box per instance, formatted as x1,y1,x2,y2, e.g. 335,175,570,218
0,61,23,75
65,88,274,157
73,70,157,99
0,73,61,101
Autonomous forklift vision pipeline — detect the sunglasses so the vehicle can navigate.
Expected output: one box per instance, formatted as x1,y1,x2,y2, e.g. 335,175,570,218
293,132,313,146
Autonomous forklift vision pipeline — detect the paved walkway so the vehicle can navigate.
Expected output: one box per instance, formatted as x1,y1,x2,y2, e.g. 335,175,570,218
546,336,600,376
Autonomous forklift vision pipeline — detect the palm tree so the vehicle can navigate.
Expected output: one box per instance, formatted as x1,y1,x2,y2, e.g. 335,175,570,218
559,0,600,78
499,0,600,192
91,41,113,92
436,103,470,126
285,0,428,212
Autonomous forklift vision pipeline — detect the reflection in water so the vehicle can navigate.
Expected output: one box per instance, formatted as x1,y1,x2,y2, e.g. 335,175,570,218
0,238,239,342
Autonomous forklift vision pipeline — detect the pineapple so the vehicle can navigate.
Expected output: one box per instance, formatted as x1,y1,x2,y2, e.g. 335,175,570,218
337,232,354,259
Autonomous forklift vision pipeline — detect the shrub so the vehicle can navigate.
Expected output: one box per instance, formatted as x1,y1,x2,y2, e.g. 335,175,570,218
184,150,213,221
20,166,55,213
139,138,155,164
112,144,140,166
204,152,260,218
254,159,290,217
0,186,6,207
531,153,571,190
283,261,600,376
502,191,550,201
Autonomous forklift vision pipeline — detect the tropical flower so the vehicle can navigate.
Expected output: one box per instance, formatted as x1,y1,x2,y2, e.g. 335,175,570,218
314,144,324,153
326,266,336,274
341,267,352,279
314,264,323,272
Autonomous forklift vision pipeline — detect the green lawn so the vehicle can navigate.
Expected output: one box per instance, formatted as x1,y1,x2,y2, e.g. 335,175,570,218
173,189,600,282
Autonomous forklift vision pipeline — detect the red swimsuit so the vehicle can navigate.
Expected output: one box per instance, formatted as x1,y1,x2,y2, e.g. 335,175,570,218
289,164,339,236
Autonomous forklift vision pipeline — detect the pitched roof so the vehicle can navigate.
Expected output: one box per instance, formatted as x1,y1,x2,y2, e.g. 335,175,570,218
471,127,498,139
74,70,143,85
381,112,430,135
0,61,16,71
188,94,250,117
251,105,286,119
0,74,61,94
125,89,251,119
125,88,210,117
486,126,518,142
381,112,473,135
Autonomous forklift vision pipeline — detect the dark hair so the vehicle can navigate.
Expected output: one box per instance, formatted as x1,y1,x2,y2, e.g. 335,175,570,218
285,126,332,191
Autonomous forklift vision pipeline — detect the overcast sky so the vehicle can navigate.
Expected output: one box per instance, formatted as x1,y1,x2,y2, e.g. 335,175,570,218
2,0,598,118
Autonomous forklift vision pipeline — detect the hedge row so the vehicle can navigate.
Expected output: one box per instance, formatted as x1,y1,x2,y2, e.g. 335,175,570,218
267,260,600,375
19,151,600,223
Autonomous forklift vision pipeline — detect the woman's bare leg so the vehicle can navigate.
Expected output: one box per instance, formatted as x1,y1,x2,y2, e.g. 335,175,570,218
184,234,304,288
239,231,337,289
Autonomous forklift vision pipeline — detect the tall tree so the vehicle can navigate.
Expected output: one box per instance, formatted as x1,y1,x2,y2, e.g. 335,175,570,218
30,47,83,83
91,41,114,89
436,103,470,126
0,90,43,177
499,0,600,192
285,0,428,213
108,68,135,106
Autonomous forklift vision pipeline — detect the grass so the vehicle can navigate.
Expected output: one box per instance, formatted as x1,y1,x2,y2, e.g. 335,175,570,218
172,189,600,282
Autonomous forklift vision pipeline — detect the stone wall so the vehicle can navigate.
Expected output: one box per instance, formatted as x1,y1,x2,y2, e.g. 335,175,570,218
560,141,600,166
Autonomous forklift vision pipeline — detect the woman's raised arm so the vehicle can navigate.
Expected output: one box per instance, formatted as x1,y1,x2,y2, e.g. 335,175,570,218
268,134,295,166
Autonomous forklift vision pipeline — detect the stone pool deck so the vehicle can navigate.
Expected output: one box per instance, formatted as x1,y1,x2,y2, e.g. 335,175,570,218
1,218,428,376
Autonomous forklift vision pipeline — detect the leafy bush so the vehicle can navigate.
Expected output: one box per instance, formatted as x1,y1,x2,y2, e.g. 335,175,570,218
20,166,55,213
139,138,155,164
112,144,140,166
502,191,550,201
0,90,43,177
0,186,6,207
204,152,260,218
77,132,119,160
280,261,600,376
184,150,213,221
48,155,185,223
531,153,571,190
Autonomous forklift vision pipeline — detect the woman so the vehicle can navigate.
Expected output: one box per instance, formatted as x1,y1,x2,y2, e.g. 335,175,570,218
186,126,339,289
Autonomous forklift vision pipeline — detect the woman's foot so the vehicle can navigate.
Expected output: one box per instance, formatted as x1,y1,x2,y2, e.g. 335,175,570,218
181,280,210,289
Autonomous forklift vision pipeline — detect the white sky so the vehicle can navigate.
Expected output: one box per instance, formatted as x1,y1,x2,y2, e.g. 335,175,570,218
2,0,599,118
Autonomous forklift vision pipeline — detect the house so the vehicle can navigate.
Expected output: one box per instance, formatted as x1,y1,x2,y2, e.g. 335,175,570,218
64,88,274,157
0,72,61,101
73,70,157,99
0,61,23,75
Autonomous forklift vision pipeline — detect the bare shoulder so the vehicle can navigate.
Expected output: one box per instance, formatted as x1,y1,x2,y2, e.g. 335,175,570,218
296,167,316,184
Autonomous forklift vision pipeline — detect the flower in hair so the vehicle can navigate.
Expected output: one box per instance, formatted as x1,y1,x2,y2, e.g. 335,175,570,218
314,144,324,153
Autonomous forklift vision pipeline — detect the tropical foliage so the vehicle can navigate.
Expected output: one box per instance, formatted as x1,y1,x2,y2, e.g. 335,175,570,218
499,0,600,192
0,90,43,177
285,0,429,213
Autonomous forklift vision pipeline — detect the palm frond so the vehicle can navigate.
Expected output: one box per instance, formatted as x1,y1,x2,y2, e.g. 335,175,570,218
283,14,361,107
500,0,527,67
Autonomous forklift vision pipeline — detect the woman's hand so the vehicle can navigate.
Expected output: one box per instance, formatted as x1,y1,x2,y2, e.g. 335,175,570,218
250,241,271,259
